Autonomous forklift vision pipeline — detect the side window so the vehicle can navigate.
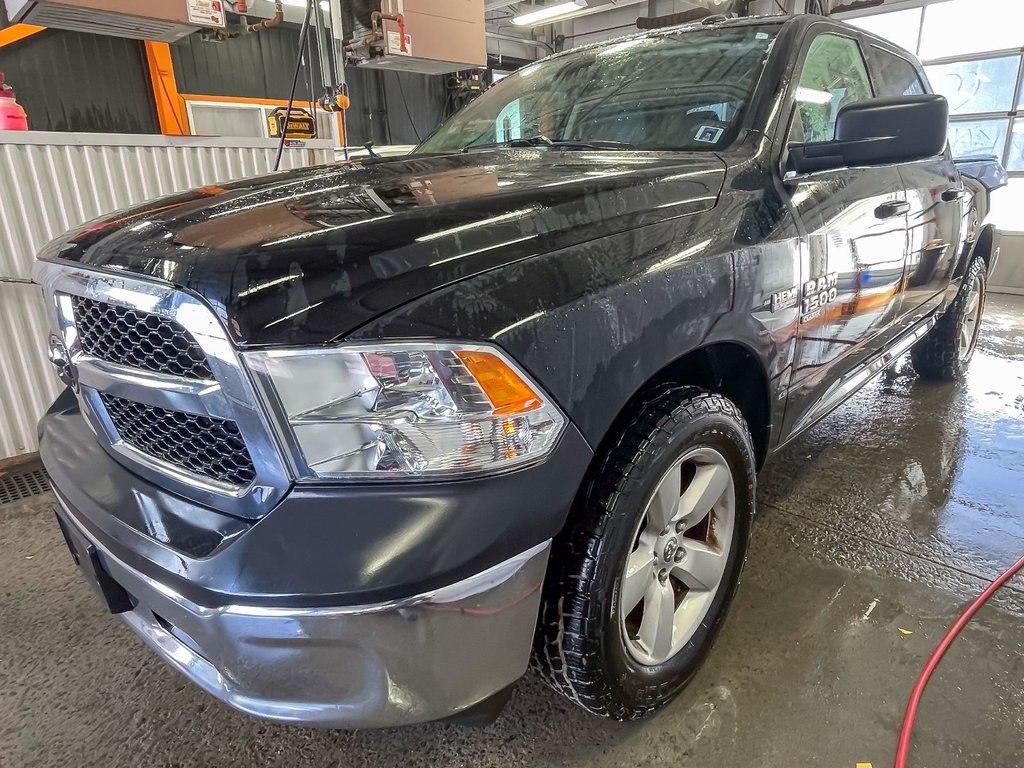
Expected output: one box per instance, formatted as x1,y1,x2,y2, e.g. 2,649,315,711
872,47,927,97
794,34,874,144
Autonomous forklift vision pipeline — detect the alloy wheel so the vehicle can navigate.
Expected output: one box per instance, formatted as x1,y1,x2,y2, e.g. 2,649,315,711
618,446,736,667
959,274,984,362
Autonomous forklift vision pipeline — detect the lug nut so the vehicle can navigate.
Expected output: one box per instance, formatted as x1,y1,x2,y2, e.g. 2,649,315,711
675,521,686,533
658,569,669,584
674,549,685,563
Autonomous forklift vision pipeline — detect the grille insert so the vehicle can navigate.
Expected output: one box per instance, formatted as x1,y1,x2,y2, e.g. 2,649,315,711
72,296,215,380
0,466,52,506
100,394,256,487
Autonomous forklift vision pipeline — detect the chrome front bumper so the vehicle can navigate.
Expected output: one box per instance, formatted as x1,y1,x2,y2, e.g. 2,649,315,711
56,497,550,729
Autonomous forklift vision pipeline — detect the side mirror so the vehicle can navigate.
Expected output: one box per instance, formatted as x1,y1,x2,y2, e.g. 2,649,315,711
788,94,949,176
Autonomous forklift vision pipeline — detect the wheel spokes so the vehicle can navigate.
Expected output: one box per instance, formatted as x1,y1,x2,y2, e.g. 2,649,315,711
619,446,737,667
674,540,726,592
965,290,980,316
959,278,983,360
621,547,656,614
638,579,675,661
647,463,681,531
678,461,731,528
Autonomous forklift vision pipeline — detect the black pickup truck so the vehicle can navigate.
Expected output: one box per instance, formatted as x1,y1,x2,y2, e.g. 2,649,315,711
35,14,1004,727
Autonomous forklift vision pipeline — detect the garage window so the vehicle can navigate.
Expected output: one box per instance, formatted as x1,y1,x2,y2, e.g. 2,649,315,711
185,99,338,142
849,7,922,54
917,0,1023,60
844,0,1024,233
926,56,1020,116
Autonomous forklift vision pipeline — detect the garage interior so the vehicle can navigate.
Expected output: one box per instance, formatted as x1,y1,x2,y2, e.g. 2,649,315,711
2,0,1024,766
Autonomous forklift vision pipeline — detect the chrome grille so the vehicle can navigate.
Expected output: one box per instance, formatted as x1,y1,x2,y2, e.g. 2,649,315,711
37,262,290,518
72,296,215,380
100,393,257,487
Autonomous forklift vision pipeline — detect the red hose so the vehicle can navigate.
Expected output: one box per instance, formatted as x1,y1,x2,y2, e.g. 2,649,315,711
894,553,1024,768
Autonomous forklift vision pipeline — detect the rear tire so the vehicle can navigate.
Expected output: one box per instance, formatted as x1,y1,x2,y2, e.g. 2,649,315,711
911,256,986,382
532,386,755,720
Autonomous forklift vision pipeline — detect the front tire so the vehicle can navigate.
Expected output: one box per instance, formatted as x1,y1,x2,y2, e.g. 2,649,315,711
911,256,986,381
532,386,755,720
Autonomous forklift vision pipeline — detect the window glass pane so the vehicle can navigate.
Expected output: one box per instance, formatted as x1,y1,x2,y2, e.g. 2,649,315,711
872,48,925,97
190,104,265,137
947,119,1009,161
920,0,1024,60
415,25,778,154
1006,121,1024,172
316,111,334,141
989,177,1024,232
848,8,921,54
795,34,874,145
925,57,1021,116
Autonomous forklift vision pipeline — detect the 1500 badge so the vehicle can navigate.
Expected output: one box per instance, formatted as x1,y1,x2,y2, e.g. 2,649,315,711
800,272,838,323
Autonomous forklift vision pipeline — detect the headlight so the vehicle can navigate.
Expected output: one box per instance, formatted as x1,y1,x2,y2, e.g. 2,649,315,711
244,342,566,480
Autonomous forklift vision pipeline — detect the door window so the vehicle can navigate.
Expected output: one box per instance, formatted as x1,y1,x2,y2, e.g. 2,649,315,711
794,34,874,144
872,48,927,98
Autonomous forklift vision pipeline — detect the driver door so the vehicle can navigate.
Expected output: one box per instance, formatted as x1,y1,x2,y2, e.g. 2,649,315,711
780,29,911,437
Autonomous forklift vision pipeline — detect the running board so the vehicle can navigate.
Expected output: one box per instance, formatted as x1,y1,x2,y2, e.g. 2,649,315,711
790,316,937,437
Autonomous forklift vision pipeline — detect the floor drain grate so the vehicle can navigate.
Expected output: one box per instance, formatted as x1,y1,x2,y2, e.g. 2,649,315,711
0,466,52,506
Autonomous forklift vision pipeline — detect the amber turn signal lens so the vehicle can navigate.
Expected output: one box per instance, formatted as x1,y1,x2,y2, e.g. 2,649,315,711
457,351,543,416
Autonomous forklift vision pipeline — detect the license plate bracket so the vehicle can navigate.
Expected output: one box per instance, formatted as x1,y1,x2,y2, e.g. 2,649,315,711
54,509,133,614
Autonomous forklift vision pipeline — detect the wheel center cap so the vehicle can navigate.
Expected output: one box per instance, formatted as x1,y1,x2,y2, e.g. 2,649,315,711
662,537,679,562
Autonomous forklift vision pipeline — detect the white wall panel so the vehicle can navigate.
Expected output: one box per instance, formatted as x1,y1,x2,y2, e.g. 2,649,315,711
0,282,59,460
0,132,335,460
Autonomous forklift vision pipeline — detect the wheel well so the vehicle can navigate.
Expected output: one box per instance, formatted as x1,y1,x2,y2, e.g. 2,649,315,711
617,343,772,470
973,225,997,274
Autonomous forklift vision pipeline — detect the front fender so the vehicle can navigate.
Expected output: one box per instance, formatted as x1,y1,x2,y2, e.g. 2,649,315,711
350,215,783,454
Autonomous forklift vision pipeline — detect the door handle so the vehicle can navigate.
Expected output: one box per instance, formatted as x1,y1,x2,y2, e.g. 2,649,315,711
942,187,966,202
875,201,911,219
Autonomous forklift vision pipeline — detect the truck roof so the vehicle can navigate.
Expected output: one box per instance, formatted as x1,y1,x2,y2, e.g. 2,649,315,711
540,13,918,67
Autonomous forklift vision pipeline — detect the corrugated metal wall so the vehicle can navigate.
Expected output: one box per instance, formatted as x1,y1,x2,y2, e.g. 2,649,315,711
0,29,160,134
171,23,447,146
0,132,335,460
172,24,310,101
345,66,447,146
0,282,54,461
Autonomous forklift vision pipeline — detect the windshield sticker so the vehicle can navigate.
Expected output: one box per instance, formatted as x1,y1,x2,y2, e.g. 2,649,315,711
695,125,724,144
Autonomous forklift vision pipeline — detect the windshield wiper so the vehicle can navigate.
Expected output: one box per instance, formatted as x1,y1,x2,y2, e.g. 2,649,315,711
549,139,637,150
462,135,635,152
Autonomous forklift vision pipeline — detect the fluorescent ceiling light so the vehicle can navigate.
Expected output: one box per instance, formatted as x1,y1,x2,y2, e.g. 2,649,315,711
511,1,588,27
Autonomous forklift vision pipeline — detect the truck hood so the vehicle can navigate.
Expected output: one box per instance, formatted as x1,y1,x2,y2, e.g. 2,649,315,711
40,149,726,346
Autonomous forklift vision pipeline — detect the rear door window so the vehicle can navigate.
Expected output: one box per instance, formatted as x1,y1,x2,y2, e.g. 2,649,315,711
872,47,928,97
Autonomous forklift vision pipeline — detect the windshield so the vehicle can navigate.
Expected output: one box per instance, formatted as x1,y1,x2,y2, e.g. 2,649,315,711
415,25,777,155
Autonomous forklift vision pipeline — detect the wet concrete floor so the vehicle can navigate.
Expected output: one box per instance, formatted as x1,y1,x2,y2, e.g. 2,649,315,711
2,295,1023,768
